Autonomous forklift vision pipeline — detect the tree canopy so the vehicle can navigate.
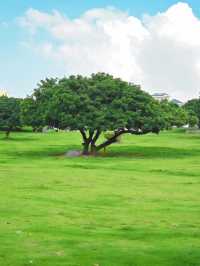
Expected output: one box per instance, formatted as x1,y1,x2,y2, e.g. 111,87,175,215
0,96,22,137
21,97,45,132
160,100,188,129
184,99,200,128
23,73,166,154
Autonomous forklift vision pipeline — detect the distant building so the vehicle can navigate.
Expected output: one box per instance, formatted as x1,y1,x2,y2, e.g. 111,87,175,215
152,93,184,106
0,89,8,97
171,99,183,106
152,93,170,102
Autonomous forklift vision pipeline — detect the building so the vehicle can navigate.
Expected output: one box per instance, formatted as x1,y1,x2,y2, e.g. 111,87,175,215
0,90,8,97
152,93,170,102
171,99,183,106
152,93,184,106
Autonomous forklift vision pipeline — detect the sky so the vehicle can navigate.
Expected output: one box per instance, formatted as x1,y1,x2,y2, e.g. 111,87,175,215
1,0,200,101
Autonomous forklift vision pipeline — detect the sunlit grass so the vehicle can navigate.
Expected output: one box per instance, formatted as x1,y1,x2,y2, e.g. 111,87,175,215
0,130,200,266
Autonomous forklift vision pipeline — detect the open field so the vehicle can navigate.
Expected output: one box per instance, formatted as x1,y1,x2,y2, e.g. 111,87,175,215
0,130,200,266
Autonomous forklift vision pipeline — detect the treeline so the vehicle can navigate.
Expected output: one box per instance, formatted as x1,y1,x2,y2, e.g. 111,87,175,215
0,73,199,153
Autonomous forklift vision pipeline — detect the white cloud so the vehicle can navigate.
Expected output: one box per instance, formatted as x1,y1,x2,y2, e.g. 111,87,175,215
19,2,200,100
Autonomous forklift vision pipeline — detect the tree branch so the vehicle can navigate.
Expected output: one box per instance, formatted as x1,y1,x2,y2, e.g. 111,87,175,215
89,129,95,141
79,129,88,143
91,129,101,145
96,128,149,151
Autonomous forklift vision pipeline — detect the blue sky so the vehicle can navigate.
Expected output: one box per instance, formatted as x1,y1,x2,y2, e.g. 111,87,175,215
1,1,200,99
1,0,200,19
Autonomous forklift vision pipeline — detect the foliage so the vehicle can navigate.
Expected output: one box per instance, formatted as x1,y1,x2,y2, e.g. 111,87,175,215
23,73,165,154
184,98,200,128
21,97,45,132
160,100,188,128
187,111,199,128
0,96,22,137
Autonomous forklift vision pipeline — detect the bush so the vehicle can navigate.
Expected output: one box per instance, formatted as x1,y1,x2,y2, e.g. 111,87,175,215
104,131,122,143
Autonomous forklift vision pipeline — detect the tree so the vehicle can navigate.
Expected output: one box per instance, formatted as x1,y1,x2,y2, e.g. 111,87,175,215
25,73,165,154
184,99,200,128
188,112,199,128
0,96,22,138
21,78,60,132
21,97,45,132
160,100,188,128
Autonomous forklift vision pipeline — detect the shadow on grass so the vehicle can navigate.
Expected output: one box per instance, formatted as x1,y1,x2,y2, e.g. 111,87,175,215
179,135,200,141
2,144,200,160
1,145,80,160
100,145,200,159
0,137,39,141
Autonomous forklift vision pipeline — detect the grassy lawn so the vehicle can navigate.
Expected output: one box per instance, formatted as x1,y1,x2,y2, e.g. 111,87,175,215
1,130,200,266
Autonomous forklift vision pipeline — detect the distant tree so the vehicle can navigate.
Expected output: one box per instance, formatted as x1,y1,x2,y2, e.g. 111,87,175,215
21,97,45,132
160,100,188,128
184,99,200,128
21,78,60,132
0,96,22,138
24,73,165,154
188,112,199,128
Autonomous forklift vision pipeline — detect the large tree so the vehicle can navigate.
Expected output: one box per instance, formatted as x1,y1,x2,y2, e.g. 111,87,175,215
24,73,165,154
0,96,22,138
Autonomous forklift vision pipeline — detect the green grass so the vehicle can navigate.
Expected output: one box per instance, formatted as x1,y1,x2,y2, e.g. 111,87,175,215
1,130,200,266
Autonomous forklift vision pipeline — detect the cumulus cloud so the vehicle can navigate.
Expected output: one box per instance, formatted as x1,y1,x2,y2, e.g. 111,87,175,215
19,2,200,100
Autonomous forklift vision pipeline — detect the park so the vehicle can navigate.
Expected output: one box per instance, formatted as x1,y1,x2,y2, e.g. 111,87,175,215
0,129,200,266
1,73,200,266
1,1,200,265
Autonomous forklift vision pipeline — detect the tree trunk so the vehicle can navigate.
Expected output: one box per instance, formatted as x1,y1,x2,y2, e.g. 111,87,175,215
96,129,142,152
82,142,90,155
96,137,117,152
79,128,149,155
90,144,97,155
90,130,101,155
80,129,101,155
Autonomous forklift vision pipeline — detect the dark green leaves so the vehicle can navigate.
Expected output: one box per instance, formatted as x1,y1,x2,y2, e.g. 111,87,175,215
0,96,22,136
25,73,164,134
